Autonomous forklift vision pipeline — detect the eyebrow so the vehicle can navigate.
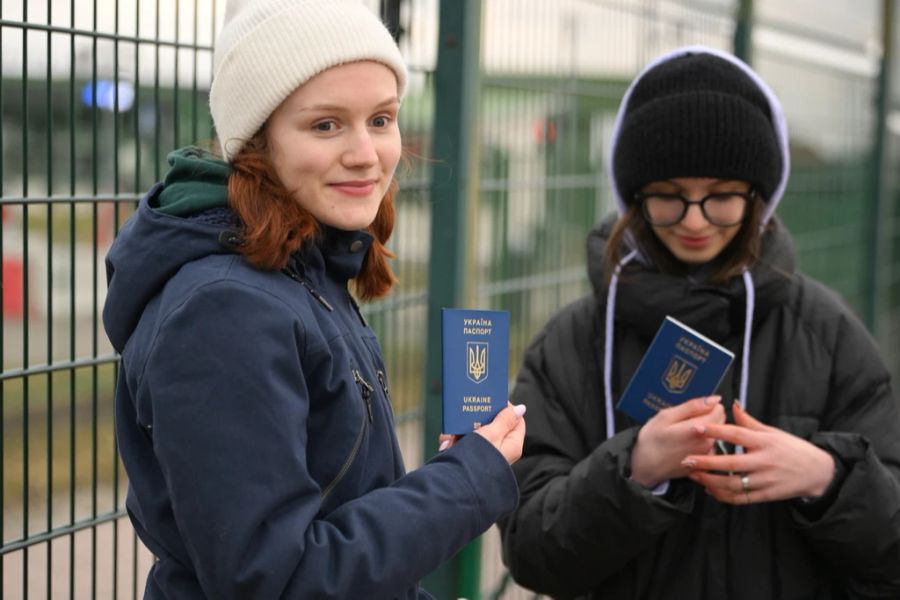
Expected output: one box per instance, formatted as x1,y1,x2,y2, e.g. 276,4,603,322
296,97,400,113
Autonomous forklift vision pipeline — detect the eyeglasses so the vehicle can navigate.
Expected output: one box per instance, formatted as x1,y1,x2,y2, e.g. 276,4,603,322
635,189,755,227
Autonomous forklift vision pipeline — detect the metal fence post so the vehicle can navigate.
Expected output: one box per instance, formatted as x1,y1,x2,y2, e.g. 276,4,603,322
864,0,895,331
733,0,753,63
422,0,483,598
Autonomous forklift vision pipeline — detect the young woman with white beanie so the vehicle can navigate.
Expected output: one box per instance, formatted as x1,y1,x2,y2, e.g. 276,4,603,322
103,1,525,597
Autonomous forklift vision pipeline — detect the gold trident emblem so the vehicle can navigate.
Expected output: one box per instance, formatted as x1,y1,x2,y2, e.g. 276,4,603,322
662,357,695,393
467,342,488,383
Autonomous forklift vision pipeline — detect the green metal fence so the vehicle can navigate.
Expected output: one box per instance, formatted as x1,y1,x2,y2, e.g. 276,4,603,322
1,0,898,599
1,0,221,596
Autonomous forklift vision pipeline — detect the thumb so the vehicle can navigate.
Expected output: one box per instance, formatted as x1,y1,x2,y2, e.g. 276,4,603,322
733,401,767,431
487,403,526,433
500,402,527,428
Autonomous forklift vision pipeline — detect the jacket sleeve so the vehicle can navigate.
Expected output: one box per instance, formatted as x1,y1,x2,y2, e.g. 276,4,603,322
498,301,696,597
789,308,900,596
141,280,518,600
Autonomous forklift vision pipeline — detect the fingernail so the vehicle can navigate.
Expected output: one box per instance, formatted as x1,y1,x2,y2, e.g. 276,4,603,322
681,458,697,468
733,400,742,411
692,424,706,435
439,440,450,452
513,404,527,417
704,395,722,405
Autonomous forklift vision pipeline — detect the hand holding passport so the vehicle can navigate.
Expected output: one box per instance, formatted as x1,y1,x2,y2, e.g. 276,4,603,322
617,316,734,423
622,317,734,486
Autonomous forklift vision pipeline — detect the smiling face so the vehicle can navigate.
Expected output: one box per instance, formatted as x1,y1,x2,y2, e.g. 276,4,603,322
643,177,751,264
265,61,402,231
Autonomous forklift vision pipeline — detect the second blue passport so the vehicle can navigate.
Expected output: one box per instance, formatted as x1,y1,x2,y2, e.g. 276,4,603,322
616,316,734,423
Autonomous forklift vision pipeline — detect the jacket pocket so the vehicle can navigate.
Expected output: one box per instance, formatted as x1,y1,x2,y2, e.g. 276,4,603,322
320,368,373,500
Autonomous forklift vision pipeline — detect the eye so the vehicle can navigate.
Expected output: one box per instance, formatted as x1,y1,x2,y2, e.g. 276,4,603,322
644,193,682,202
707,192,748,205
314,120,337,132
371,115,392,128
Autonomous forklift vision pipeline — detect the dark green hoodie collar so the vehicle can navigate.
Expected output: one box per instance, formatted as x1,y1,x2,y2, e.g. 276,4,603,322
155,146,232,216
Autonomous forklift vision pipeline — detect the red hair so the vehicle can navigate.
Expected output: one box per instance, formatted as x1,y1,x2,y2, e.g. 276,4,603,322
227,132,398,301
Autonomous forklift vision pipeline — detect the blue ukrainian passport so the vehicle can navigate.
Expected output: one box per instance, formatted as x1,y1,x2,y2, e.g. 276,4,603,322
442,308,510,434
616,316,734,423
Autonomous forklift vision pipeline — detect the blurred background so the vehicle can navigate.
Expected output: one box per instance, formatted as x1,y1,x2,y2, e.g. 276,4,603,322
1,0,898,598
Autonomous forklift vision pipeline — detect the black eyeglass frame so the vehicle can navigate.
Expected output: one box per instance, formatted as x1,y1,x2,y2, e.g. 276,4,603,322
635,188,756,227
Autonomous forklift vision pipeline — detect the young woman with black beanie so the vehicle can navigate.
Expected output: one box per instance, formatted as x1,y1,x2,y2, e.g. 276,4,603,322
499,45,900,599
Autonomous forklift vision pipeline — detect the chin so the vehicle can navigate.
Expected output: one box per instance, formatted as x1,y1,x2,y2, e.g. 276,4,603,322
673,250,719,264
324,215,377,231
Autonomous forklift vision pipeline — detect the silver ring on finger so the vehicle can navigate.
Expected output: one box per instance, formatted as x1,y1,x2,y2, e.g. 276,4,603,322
740,474,751,492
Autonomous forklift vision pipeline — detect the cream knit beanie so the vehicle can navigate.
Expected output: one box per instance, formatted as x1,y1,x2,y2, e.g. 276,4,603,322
209,0,409,161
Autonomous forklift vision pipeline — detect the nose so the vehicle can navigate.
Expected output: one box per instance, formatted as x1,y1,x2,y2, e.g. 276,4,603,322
342,127,378,168
680,201,710,229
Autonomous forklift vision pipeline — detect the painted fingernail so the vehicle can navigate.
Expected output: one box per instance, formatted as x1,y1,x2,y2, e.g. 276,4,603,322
513,404,527,417
439,440,451,452
681,458,697,468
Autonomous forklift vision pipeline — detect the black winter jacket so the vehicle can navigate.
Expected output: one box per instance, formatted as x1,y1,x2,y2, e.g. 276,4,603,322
499,216,900,599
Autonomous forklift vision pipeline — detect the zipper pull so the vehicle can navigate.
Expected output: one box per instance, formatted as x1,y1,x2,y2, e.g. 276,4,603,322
352,369,374,422
376,370,390,400
303,281,335,312
281,263,335,312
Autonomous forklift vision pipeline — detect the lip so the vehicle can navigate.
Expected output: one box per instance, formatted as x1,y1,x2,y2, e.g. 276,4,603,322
677,234,714,248
329,180,377,197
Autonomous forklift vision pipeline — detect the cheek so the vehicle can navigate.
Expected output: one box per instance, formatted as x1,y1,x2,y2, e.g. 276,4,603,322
268,131,326,176
720,225,742,245
380,134,403,173
278,154,329,187
266,133,296,185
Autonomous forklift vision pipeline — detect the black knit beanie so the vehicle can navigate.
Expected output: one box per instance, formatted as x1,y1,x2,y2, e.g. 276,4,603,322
613,52,782,203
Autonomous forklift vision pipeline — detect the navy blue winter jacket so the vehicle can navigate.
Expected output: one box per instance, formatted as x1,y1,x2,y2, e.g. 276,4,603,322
103,183,518,599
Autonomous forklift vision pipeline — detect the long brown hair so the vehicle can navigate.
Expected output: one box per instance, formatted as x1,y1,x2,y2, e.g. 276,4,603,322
605,197,766,285
227,131,398,301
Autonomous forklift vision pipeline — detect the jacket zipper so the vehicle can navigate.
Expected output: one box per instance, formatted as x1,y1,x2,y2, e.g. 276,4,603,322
349,295,368,327
321,370,374,500
353,369,375,422
376,370,390,402
281,262,334,312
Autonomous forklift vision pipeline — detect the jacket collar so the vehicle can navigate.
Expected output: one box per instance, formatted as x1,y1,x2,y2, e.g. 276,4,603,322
299,226,375,286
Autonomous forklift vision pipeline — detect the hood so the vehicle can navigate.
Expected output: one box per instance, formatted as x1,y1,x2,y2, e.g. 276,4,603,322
103,180,239,353
606,45,791,229
155,146,232,216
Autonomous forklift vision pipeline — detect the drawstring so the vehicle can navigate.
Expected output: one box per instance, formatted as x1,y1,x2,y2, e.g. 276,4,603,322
736,269,755,454
738,270,754,412
604,250,637,440
602,257,757,444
